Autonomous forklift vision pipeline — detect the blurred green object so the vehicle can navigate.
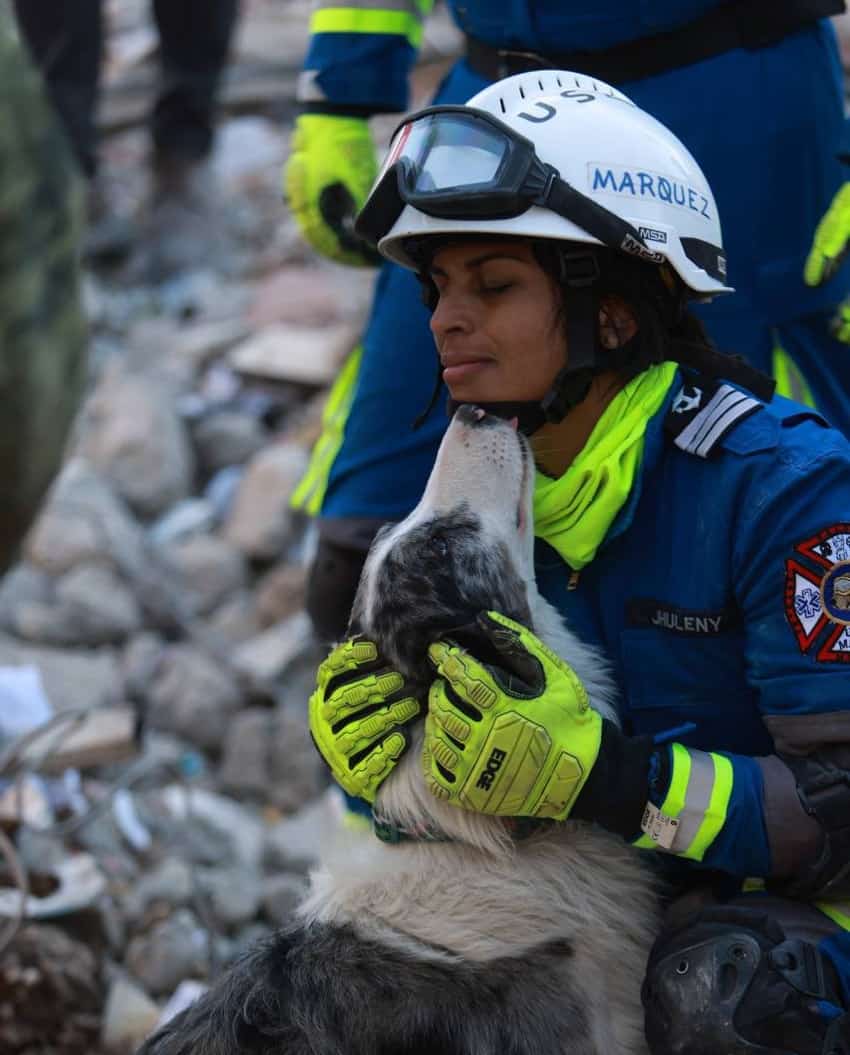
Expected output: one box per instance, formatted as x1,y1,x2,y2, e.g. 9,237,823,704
804,181,850,288
284,113,381,266
831,297,850,344
0,2,87,574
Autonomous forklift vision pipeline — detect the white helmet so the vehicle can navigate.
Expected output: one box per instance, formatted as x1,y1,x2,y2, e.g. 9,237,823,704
357,70,731,298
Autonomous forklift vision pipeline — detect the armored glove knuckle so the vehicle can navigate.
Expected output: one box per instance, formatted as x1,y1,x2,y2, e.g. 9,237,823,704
423,612,602,820
429,643,499,710
430,690,473,744
318,637,377,681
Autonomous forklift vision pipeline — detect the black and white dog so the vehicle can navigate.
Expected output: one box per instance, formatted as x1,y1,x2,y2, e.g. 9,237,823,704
139,406,658,1055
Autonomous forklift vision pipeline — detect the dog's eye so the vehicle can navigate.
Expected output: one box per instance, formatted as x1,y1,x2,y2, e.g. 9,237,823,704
429,534,449,557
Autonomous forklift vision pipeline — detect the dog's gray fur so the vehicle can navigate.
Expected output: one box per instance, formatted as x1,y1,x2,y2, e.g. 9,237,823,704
138,407,657,1055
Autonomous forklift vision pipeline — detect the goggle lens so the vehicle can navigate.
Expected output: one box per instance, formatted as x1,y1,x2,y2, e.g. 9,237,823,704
389,113,510,194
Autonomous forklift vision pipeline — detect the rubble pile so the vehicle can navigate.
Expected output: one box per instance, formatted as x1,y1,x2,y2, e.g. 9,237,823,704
0,3,461,1051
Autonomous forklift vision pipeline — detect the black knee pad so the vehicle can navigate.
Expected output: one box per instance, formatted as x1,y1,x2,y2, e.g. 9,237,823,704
642,906,848,1055
306,537,369,644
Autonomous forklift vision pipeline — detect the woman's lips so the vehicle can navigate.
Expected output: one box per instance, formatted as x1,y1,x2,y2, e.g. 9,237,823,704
441,359,493,385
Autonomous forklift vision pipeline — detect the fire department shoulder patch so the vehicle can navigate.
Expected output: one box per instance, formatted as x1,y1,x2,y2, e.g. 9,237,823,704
785,523,850,662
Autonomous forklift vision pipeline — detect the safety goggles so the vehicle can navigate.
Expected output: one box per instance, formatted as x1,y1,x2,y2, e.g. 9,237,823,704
355,105,654,260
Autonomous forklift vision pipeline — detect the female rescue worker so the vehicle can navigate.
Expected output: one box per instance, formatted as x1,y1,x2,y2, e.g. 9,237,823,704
289,2,850,648
308,72,850,1053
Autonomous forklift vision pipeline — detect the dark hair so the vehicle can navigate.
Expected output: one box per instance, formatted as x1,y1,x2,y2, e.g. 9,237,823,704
529,241,713,382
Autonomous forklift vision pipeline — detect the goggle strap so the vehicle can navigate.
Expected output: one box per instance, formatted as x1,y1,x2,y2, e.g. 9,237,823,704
545,178,649,258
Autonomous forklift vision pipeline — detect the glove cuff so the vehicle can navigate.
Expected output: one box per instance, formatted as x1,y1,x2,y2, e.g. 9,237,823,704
571,719,658,839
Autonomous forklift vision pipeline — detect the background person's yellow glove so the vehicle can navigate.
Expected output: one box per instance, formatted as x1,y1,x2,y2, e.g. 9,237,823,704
284,113,381,267
424,612,656,833
805,183,850,287
309,637,422,803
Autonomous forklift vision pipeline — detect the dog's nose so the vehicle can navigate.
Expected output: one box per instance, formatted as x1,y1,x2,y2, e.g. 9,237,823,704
454,404,514,429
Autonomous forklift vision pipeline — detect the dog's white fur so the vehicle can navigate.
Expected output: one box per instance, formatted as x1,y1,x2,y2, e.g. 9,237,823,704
299,410,658,1054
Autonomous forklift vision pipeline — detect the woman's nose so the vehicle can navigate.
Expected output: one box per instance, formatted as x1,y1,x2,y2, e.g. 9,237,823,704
430,293,473,338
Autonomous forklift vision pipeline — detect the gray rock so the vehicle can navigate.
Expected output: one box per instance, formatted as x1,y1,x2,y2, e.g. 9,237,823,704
100,974,161,1054
5,563,141,646
146,644,242,753
149,498,217,546
254,562,307,627
263,789,343,875
24,458,146,578
218,707,273,798
77,365,195,518
158,534,246,616
223,444,309,559
229,322,357,387
197,865,262,931
201,589,262,646
0,632,121,713
125,909,210,996
193,411,266,474
46,563,141,645
267,708,325,813
0,563,54,629
121,631,166,703
231,611,314,686
261,873,307,926
213,116,285,187
159,786,265,871
172,317,249,370
203,465,244,521
122,857,194,924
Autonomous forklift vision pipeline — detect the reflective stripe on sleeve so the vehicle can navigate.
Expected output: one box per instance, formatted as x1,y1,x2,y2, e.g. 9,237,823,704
310,5,428,46
634,744,734,861
290,344,363,516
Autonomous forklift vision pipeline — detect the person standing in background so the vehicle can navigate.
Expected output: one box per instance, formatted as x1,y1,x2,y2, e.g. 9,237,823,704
14,0,239,277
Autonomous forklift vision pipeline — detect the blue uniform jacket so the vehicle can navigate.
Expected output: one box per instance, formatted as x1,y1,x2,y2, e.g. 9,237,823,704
537,375,850,880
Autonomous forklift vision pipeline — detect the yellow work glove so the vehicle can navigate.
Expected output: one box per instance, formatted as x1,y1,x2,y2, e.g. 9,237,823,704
805,182,850,287
309,637,423,803
284,113,380,267
423,611,603,819
424,612,656,834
